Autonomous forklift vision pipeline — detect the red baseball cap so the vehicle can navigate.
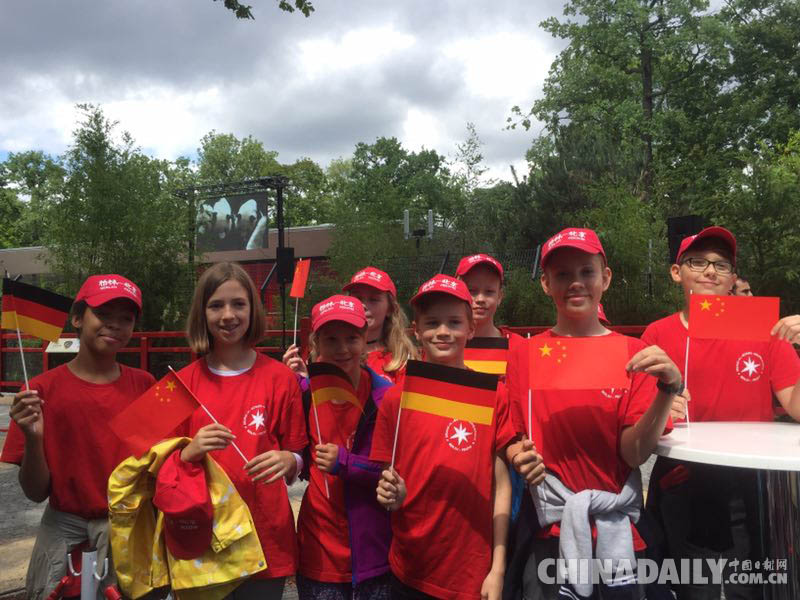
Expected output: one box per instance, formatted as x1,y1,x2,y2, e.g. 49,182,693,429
343,267,397,297
676,226,737,264
312,294,367,332
153,455,213,560
541,228,606,268
455,254,504,282
410,274,472,305
75,275,142,311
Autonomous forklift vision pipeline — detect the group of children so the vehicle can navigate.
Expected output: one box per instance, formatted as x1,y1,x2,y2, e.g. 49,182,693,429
2,225,799,600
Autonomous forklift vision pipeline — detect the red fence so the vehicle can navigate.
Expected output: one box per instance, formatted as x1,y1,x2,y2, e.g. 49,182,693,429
0,322,645,392
0,318,313,391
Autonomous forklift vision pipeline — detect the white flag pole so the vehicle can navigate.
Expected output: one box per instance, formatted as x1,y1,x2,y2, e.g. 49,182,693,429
390,400,403,471
13,315,30,390
293,297,299,347
168,366,249,465
311,399,330,499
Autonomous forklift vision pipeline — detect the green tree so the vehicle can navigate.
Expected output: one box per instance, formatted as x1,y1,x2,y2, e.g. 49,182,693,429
214,0,314,19
0,151,65,246
43,105,193,329
512,0,729,205
703,131,800,313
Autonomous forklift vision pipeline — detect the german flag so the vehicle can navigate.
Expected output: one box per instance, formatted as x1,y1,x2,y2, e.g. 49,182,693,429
1,278,72,342
309,362,362,411
401,360,498,425
464,337,509,375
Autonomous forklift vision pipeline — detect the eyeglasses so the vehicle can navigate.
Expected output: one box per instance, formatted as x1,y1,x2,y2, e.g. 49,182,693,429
680,257,734,275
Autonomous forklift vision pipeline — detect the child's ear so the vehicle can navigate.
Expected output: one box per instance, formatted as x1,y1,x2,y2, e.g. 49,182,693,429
669,264,682,284
412,320,422,345
71,313,83,331
540,272,551,297
601,266,612,292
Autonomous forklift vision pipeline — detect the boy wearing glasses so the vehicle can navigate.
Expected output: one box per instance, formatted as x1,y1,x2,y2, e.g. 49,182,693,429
643,226,800,599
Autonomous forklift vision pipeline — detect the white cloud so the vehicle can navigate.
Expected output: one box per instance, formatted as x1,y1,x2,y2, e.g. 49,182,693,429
443,33,552,102
296,26,416,81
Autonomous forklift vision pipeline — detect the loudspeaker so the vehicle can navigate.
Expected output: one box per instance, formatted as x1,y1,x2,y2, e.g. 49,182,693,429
667,215,705,264
276,247,295,284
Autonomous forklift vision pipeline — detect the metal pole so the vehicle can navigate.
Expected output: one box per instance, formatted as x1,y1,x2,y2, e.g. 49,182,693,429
277,184,287,351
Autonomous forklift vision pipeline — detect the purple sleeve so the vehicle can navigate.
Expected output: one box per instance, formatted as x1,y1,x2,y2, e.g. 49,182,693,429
333,446,384,487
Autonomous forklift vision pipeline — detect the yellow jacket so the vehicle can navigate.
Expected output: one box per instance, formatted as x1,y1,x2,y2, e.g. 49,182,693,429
108,437,267,600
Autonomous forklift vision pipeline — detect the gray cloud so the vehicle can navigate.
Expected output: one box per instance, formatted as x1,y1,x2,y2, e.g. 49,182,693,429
0,0,568,179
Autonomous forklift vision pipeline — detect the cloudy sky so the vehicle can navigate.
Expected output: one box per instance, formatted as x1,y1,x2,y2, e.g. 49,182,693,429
0,1,569,182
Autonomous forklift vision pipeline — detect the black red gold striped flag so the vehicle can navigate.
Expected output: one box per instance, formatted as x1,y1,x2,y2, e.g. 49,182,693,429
401,360,499,425
1,278,72,342
464,337,509,375
309,362,362,411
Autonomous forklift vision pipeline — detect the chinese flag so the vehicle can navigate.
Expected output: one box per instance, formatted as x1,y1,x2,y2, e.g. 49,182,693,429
309,362,362,411
529,336,630,390
1,278,72,342
289,259,311,299
464,337,509,375
689,294,779,341
109,371,198,457
400,360,498,425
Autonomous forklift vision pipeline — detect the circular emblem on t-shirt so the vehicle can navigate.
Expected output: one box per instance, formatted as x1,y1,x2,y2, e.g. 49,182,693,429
601,388,626,400
243,405,267,436
736,352,764,383
444,419,477,452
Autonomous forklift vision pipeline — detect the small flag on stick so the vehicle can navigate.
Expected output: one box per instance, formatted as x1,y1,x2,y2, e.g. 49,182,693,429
1,278,72,342
464,337,509,375
529,336,629,390
309,362,362,411
109,370,198,457
689,294,779,342
289,259,311,299
390,360,499,467
400,360,498,425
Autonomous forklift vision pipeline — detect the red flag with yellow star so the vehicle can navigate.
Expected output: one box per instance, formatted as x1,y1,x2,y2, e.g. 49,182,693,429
689,294,779,341
109,371,198,456
529,336,630,390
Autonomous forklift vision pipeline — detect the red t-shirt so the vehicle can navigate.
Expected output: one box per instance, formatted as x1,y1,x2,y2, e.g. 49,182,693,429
370,375,516,600
177,354,308,579
0,364,155,519
297,368,371,582
510,331,666,550
366,349,397,383
642,312,800,421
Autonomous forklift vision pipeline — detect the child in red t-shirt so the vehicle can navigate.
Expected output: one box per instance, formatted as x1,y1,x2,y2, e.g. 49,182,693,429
294,295,393,600
455,254,535,526
177,262,308,598
284,267,417,383
370,274,516,600
642,226,800,599
1,275,155,599
506,228,683,600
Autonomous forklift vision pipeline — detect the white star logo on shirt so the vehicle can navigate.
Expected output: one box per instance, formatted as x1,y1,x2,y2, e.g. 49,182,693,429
248,410,266,431
741,357,760,377
449,423,472,446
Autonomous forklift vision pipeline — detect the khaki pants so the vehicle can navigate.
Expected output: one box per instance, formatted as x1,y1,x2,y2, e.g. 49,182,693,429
27,504,116,600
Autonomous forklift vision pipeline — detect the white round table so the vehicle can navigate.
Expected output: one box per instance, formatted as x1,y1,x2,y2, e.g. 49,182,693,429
655,421,800,600
655,421,800,470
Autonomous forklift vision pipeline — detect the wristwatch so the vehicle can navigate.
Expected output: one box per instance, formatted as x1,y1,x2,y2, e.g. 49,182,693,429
656,378,685,396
